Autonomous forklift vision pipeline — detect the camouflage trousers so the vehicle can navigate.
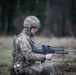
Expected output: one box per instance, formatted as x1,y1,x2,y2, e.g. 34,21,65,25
25,63,58,75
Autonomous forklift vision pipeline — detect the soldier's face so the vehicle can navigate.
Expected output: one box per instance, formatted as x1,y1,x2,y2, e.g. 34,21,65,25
31,27,38,35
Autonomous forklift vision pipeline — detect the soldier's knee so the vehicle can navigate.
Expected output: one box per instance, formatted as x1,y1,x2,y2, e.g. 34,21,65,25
48,63,57,67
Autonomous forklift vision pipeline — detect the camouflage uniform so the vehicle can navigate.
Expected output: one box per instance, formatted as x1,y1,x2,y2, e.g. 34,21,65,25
13,16,58,75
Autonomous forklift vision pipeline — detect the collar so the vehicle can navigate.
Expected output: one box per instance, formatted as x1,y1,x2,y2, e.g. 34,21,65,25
22,28,34,37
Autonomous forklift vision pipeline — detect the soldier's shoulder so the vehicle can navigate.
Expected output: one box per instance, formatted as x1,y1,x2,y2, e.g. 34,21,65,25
17,33,28,41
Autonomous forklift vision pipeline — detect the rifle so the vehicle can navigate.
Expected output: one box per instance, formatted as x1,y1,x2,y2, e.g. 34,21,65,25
32,44,76,62
32,44,69,54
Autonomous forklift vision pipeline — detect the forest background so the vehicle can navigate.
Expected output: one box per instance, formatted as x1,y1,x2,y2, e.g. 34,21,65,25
0,0,76,37
0,0,76,75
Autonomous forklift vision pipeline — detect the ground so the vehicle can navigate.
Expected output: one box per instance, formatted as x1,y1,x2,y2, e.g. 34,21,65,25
0,36,76,75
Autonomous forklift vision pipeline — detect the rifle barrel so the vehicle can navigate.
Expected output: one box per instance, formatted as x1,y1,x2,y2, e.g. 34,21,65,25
65,50,76,53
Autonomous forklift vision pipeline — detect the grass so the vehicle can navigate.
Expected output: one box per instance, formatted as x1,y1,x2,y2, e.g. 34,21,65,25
0,36,76,75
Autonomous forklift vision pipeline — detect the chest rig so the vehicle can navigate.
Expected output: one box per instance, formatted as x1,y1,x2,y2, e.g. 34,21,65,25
28,37,37,49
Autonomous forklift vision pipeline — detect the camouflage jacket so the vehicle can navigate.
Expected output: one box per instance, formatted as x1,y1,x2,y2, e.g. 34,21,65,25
14,28,45,64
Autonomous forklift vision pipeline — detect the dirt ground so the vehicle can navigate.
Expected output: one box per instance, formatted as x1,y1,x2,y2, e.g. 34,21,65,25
0,36,76,75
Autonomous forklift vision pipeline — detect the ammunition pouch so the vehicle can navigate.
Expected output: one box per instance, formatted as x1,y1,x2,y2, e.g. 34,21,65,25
13,60,25,75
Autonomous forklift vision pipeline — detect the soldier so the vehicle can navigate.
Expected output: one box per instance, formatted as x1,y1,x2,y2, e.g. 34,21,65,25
12,15,58,75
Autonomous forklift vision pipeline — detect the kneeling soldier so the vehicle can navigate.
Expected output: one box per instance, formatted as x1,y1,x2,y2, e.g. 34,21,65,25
12,16,58,75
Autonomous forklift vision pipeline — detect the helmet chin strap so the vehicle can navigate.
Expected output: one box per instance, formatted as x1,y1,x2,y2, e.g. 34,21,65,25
30,27,34,37
22,27,34,37
26,27,34,37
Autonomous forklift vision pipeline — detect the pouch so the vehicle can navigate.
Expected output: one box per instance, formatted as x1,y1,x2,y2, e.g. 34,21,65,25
13,61,25,75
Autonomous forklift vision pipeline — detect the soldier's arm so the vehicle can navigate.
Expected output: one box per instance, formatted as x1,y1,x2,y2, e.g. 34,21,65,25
19,36,45,61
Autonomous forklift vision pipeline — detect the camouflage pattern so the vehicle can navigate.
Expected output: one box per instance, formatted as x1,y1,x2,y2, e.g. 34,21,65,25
14,29,45,63
23,16,41,28
25,63,58,75
12,15,58,75
13,29,58,75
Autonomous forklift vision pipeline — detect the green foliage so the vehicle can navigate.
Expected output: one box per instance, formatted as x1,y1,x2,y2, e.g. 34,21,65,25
16,0,46,34
0,0,76,37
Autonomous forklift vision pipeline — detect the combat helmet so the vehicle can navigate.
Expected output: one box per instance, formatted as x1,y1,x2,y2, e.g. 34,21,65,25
23,16,41,28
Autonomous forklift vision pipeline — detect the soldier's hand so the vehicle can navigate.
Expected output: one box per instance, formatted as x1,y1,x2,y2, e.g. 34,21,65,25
45,54,58,60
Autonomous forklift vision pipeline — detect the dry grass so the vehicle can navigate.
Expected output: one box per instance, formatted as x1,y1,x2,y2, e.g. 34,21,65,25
34,36,76,49
0,36,76,75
